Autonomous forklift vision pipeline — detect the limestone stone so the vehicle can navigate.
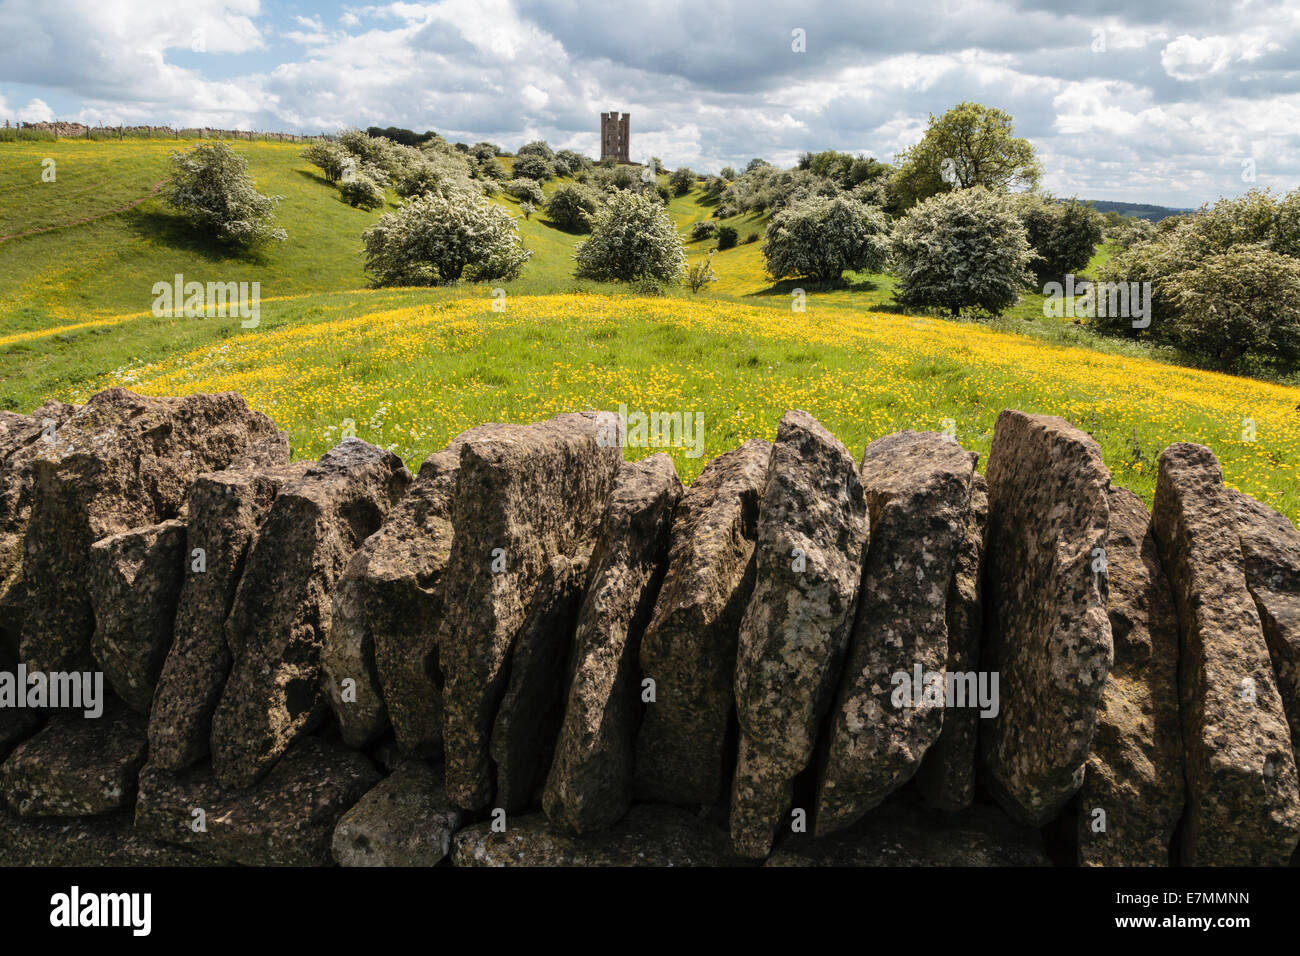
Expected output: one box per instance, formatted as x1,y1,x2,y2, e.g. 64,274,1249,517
634,439,770,805
490,551,590,813
543,455,681,832
148,463,308,770
135,736,380,866
815,431,976,834
210,439,409,788
87,519,187,712
916,473,988,810
2,703,147,817
729,410,868,858
20,388,286,674
1077,488,1184,866
1153,442,1300,865
436,412,621,809
981,410,1113,825
331,760,464,866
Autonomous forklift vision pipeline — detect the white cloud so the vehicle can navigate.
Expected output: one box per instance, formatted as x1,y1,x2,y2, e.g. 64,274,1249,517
3,0,1300,205
1161,32,1281,81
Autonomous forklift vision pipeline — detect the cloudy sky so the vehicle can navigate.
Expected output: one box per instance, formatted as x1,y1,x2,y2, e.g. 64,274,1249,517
1,0,1299,207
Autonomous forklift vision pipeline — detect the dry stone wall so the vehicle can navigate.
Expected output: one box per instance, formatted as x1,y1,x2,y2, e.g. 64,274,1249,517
0,387,1298,867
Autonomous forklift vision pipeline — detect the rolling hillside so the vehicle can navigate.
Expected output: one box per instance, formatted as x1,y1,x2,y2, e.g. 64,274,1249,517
1,138,1297,524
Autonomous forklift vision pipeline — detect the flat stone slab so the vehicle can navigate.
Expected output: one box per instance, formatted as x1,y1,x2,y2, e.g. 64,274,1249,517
211,438,409,788
452,803,743,867
730,410,868,858
0,400,79,664
1077,488,1184,866
436,412,621,809
981,410,1113,825
332,761,464,866
0,808,215,866
816,431,976,835
323,431,491,754
148,463,308,770
916,472,988,811
490,551,590,813
135,736,381,866
2,704,147,817
543,454,682,833
635,439,770,806
1233,489,1300,772
1153,442,1300,865
87,519,186,712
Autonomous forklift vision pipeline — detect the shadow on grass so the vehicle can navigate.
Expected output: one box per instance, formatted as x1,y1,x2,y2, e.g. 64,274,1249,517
294,169,339,189
123,208,277,266
751,276,881,297
536,218,591,238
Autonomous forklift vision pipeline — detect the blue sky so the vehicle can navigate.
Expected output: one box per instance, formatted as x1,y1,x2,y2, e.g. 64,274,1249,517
2,0,1299,207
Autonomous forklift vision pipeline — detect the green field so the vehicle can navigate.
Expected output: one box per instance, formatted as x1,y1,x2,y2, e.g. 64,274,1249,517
2,138,1297,524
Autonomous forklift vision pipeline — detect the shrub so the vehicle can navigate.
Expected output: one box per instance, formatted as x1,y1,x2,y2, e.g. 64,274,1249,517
166,141,286,247
554,149,592,177
302,142,347,183
1015,194,1104,281
361,188,530,286
340,174,385,210
687,253,718,293
504,178,545,205
359,161,391,188
1112,217,1157,249
545,184,600,232
890,186,1033,316
1164,248,1300,369
590,165,640,191
516,140,554,161
573,190,686,283
701,175,727,199
338,128,391,165
716,225,739,250
762,195,890,283
393,161,445,198
690,221,717,241
744,231,760,244
669,167,696,196
477,158,508,181
1094,228,1196,338
512,154,554,182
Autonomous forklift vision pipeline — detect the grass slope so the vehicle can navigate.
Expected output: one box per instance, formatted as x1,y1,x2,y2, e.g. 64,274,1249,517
2,139,1297,525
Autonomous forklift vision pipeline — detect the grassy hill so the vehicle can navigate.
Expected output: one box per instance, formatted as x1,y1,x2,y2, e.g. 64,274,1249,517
2,138,1297,524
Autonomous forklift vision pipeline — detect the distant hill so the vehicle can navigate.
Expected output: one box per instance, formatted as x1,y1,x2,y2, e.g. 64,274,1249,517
1081,199,1194,222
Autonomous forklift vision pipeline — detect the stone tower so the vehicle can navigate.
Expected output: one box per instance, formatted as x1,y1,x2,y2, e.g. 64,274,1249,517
600,111,630,163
